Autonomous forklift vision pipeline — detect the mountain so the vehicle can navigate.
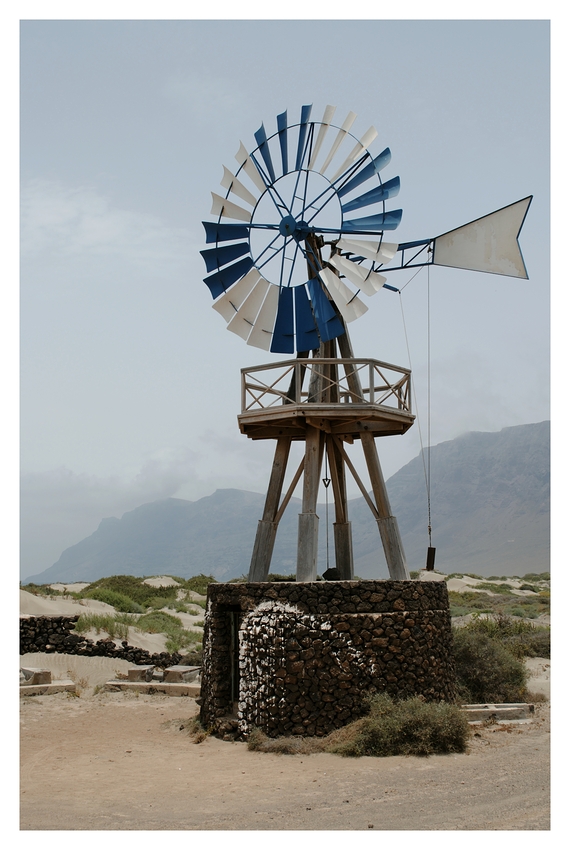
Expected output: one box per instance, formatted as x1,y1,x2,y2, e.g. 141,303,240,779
24,421,549,584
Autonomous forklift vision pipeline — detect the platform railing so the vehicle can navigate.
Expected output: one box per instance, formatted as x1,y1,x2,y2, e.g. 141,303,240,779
241,358,412,414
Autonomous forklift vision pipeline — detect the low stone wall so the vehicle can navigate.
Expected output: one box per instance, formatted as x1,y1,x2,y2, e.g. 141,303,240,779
19,615,182,668
200,580,456,739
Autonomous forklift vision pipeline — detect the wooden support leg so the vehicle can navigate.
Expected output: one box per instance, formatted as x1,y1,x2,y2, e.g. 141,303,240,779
248,437,291,582
297,426,324,582
326,436,354,580
360,431,410,580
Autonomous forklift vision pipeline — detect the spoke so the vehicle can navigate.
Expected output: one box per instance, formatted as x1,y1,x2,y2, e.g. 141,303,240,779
300,154,372,228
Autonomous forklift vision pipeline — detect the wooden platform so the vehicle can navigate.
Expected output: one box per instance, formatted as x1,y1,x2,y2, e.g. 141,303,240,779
239,356,414,441
238,401,414,440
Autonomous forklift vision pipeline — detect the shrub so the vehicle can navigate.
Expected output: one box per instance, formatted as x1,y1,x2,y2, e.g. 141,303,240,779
326,694,470,757
84,588,144,613
80,575,178,608
183,575,217,595
135,611,201,653
452,629,529,704
460,613,550,659
74,613,135,640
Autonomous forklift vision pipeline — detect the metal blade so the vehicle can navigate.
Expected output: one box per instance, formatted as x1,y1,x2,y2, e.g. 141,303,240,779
337,237,398,264
295,104,313,170
202,221,250,244
203,256,254,299
319,267,368,323
227,277,270,340
235,142,268,194
211,192,252,223
294,284,320,351
270,287,295,354
307,278,345,343
308,104,336,170
212,268,261,321
341,176,400,214
277,110,289,176
221,166,258,207
341,210,403,232
330,126,378,183
254,123,276,184
319,111,357,175
328,254,386,296
200,241,250,273
246,283,279,350
336,148,391,198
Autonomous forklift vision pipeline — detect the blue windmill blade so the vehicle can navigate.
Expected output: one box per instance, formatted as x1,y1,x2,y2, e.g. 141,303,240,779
307,278,345,343
200,242,251,273
270,287,295,354
294,284,320,352
277,110,288,176
336,148,392,198
342,209,403,233
202,221,251,244
254,123,276,183
341,177,400,215
295,104,313,170
204,256,254,299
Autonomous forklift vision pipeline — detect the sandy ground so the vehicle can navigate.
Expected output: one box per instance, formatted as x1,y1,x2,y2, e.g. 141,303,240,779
19,687,550,832
19,584,552,834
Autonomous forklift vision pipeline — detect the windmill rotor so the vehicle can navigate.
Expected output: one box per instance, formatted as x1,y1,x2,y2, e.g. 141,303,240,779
201,104,403,354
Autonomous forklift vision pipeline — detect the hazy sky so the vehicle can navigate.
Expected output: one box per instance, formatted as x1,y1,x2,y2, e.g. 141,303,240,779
19,17,550,578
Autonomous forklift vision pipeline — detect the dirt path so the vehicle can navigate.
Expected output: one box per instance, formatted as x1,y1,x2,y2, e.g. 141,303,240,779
20,690,549,831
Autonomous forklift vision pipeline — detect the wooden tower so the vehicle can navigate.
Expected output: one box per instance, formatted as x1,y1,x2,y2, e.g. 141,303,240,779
241,240,414,582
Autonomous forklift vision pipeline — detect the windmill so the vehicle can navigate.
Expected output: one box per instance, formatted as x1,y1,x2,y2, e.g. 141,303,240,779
200,105,532,583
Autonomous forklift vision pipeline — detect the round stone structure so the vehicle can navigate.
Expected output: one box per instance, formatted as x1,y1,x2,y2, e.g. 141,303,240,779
200,579,457,739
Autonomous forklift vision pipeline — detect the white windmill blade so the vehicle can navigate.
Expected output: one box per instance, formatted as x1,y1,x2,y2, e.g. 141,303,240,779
246,283,280,350
432,197,532,279
211,192,252,223
212,268,261,322
330,127,379,183
235,141,268,194
319,111,357,176
337,237,398,264
308,104,336,170
221,166,258,207
227,277,270,340
328,254,386,296
319,267,368,323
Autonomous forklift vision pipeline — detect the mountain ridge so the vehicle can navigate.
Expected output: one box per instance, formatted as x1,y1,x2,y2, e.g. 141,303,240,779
24,421,549,583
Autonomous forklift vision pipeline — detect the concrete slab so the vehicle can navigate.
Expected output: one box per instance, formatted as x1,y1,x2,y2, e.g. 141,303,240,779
163,665,200,683
20,679,76,696
127,665,155,682
461,703,535,722
21,667,52,685
104,679,200,697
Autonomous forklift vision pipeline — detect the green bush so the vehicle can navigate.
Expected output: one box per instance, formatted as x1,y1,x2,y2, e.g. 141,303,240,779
452,629,529,704
80,575,178,608
84,587,144,613
326,694,470,757
135,611,201,653
460,613,550,659
182,574,217,595
74,613,134,640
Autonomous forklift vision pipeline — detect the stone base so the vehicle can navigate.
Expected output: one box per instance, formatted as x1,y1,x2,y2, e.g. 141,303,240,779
200,580,457,739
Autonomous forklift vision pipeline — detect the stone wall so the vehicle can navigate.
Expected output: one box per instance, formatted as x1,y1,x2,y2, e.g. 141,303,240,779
20,615,182,668
200,580,456,739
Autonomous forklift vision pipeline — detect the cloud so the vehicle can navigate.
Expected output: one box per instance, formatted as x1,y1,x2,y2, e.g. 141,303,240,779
20,178,191,270
20,447,201,579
